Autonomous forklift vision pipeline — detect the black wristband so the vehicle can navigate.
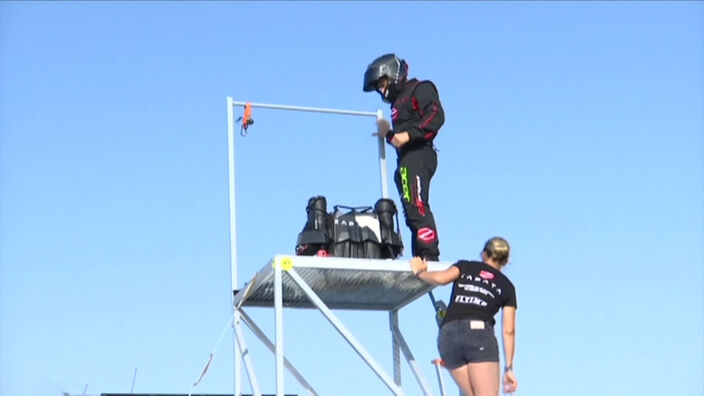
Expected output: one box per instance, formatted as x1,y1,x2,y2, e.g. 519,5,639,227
504,365,513,373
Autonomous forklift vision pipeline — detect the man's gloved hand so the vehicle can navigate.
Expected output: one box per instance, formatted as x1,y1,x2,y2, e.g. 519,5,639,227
372,118,391,137
390,131,410,148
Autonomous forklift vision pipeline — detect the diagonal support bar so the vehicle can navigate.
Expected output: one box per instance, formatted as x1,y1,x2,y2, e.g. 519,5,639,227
286,267,405,396
233,317,262,396
238,309,319,396
391,323,434,396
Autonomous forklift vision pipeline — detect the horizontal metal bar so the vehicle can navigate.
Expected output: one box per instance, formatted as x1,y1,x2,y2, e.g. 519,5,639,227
270,254,452,272
231,101,378,117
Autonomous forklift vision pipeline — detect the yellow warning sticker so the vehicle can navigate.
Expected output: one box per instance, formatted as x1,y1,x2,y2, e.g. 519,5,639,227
275,256,294,271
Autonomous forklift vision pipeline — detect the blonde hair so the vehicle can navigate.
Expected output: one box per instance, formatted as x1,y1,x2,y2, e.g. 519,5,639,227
483,237,510,266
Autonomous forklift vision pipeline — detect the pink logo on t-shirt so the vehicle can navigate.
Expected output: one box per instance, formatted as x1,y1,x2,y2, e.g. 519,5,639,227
479,270,495,280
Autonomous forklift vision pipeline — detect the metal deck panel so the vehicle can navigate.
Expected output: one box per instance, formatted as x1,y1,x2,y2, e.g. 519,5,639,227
234,255,451,311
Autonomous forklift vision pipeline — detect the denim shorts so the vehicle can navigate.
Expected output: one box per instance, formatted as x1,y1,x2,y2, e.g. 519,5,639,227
437,318,499,369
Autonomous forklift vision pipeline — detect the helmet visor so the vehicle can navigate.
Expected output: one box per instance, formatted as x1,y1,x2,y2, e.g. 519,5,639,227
363,66,384,92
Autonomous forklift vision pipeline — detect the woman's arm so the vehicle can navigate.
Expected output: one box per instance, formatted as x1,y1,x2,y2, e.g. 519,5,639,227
501,306,518,393
410,257,459,286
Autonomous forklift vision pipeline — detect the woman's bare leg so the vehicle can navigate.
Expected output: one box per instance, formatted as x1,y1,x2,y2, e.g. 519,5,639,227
448,364,474,396
467,361,500,396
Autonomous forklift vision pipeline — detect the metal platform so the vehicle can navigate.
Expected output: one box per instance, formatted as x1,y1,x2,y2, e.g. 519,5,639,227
234,255,448,311
230,255,451,396
222,99,452,396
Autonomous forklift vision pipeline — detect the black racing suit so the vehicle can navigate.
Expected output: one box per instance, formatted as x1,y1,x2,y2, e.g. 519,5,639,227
386,78,444,261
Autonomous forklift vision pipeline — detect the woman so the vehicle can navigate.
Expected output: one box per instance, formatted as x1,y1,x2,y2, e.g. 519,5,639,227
410,237,518,396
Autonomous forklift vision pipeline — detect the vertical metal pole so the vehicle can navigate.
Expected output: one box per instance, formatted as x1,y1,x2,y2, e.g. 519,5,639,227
390,310,401,386
432,359,447,396
226,96,242,396
274,260,285,396
376,109,390,199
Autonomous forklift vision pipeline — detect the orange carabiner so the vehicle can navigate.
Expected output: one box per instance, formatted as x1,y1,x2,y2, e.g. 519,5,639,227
242,102,252,129
237,102,254,136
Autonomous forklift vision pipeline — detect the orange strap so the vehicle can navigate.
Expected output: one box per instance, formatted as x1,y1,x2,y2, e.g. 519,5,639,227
432,358,446,367
242,102,252,130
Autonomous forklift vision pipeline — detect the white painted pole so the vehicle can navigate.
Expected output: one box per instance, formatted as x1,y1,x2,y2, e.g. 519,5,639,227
376,109,390,199
231,101,377,117
432,359,447,396
274,260,285,396
390,310,401,386
226,97,242,396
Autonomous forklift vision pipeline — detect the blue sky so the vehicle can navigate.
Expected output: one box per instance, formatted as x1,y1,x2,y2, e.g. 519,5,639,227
1,2,702,396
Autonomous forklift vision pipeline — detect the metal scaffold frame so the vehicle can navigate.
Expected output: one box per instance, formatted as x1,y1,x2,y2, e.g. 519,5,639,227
224,98,449,396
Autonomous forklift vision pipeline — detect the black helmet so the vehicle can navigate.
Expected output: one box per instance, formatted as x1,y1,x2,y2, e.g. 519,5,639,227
363,53,408,103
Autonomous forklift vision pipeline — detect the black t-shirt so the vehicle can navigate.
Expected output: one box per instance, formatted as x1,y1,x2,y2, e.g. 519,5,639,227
442,260,517,327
